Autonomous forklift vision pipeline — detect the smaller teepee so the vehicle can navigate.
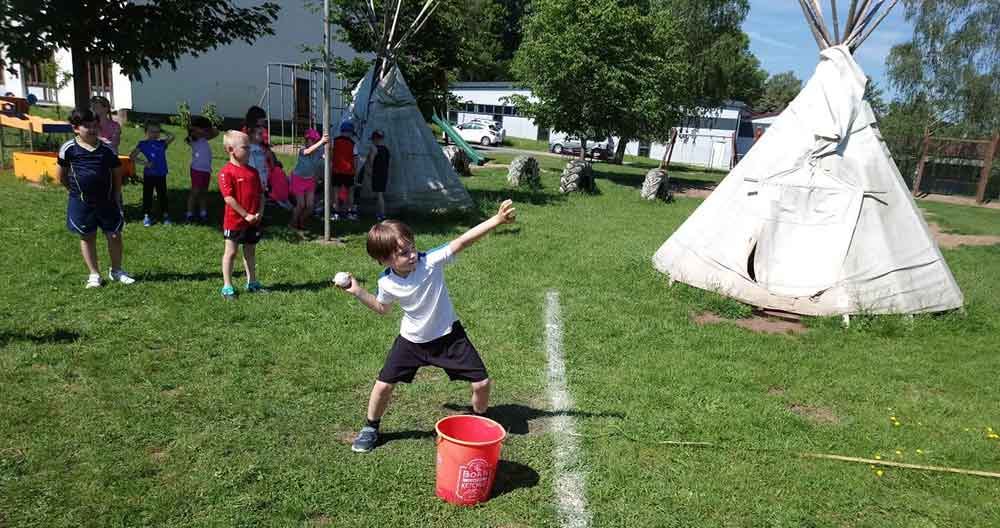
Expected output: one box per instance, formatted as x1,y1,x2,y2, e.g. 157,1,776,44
347,0,474,213
652,0,964,316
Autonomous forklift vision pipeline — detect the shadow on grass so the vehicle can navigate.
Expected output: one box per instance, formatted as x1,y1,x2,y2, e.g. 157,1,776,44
491,460,540,498
0,329,82,346
596,166,721,191
375,429,436,447
139,270,219,283
469,187,567,208
443,403,624,435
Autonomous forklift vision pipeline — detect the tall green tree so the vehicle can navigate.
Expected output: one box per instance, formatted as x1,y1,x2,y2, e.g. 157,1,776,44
512,0,762,163
887,0,999,135
0,0,280,109
756,71,802,113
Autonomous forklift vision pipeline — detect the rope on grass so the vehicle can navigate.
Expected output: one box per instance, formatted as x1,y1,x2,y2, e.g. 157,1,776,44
569,426,1000,479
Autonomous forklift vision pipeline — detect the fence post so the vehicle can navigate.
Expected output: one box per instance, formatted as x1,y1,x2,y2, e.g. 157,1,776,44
975,131,999,204
912,128,931,197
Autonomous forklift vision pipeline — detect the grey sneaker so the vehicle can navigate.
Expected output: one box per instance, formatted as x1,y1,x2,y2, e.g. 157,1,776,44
351,426,379,453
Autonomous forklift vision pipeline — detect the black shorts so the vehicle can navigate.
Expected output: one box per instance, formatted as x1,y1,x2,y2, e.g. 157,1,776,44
371,170,388,193
67,196,123,236
332,172,354,187
223,226,262,245
378,321,488,384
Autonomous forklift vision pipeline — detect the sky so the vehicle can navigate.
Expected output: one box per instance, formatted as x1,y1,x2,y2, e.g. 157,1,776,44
743,1,913,99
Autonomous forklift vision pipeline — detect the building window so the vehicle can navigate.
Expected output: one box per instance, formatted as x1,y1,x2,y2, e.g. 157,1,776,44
87,58,114,103
503,106,513,116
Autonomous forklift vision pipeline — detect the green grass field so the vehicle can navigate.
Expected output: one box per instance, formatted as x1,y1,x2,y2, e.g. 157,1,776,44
1,119,999,527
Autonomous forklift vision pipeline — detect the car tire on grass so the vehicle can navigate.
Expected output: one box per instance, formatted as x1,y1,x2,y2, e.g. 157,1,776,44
552,144,563,154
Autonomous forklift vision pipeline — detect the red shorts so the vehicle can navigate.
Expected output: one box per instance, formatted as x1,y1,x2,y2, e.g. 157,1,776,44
190,169,211,189
290,174,316,196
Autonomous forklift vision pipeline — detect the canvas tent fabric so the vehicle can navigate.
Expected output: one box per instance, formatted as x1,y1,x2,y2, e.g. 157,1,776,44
652,45,963,315
348,65,474,213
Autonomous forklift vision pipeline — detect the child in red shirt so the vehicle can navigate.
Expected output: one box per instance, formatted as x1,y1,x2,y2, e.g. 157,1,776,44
218,130,265,300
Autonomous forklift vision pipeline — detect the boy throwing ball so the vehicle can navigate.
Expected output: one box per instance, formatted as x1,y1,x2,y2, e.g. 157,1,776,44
337,200,517,452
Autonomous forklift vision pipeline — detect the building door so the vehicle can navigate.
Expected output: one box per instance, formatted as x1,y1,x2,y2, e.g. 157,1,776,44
711,140,727,169
295,77,312,131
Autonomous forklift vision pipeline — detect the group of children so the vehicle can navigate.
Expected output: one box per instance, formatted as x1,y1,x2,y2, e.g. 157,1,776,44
58,102,516,454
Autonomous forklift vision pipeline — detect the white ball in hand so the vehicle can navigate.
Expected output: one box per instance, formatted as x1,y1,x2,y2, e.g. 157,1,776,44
334,272,351,288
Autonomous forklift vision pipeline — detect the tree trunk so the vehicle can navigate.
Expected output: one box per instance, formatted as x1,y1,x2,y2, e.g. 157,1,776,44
612,137,628,164
579,138,587,161
70,46,90,110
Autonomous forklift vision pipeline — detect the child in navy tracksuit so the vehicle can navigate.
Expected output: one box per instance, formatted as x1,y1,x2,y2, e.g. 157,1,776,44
57,108,136,288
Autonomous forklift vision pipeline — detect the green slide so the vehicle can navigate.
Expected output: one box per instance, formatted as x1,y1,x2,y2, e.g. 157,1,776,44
432,110,487,166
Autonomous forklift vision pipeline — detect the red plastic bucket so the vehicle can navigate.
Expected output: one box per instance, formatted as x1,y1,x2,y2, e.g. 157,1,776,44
434,415,506,505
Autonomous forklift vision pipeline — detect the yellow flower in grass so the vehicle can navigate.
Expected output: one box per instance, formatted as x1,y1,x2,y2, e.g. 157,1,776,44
895,450,903,455
989,433,999,440
874,454,882,460
875,470,884,477
916,449,924,454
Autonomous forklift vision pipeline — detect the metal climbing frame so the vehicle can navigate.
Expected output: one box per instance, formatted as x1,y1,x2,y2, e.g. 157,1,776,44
263,63,349,149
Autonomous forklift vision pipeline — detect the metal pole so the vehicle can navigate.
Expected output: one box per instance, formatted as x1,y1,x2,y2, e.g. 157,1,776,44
323,0,332,241
266,65,272,144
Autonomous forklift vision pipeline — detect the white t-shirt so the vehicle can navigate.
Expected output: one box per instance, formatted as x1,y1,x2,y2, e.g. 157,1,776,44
190,138,212,172
376,244,458,343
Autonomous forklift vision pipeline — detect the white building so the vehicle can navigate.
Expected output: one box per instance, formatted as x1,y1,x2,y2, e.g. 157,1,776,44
0,5,362,124
449,81,756,170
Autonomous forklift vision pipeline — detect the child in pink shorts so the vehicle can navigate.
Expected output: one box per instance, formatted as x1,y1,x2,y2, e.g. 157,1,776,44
186,116,218,223
289,128,328,230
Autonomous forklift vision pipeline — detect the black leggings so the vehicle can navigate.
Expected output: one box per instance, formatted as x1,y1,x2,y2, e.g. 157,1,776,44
143,177,168,217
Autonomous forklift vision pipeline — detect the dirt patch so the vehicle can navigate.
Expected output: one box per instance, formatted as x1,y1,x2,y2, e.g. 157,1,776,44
927,222,1000,248
767,386,786,396
473,163,508,170
309,514,334,526
788,403,840,425
673,187,714,199
161,387,182,398
146,447,169,463
692,312,806,335
918,193,1000,210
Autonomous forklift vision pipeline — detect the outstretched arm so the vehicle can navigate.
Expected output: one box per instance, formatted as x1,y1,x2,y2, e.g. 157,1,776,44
337,274,391,315
448,199,516,256
302,134,329,155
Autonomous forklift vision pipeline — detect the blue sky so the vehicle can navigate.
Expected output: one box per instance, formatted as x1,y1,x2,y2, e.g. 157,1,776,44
743,1,913,99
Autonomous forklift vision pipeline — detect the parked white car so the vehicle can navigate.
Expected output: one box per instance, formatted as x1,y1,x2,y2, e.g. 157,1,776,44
466,118,506,142
444,121,503,146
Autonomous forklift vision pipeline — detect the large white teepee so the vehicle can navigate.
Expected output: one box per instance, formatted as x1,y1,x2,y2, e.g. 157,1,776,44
349,65,474,213
346,0,474,213
652,1,963,315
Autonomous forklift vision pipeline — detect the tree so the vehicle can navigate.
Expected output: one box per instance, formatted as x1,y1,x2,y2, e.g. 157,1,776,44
1,0,280,109
864,79,888,121
512,0,677,160
886,0,999,135
756,71,802,113
512,0,762,164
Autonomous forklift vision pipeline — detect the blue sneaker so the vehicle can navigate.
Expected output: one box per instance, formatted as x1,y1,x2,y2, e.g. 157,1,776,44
351,426,379,453
246,281,268,293
221,285,236,300
143,215,153,227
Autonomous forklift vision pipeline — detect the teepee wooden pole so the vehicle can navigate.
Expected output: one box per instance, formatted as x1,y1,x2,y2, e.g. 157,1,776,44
849,0,899,50
798,0,831,48
393,1,440,52
806,0,835,46
848,0,883,43
844,0,860,36
387,0,404,48
847,0,873,36
830,0,841,43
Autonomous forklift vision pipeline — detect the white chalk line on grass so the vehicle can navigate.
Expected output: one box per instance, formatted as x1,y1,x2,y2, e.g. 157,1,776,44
545,290,592,528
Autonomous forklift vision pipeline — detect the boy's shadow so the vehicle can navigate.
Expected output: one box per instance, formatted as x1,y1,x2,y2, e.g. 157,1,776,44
443,403,624,435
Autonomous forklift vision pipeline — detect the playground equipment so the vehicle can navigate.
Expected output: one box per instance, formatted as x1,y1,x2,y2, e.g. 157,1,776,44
2,96,133,182
432,110,486,166
12,151,134,185
261,63,348,149
0,98,73,168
